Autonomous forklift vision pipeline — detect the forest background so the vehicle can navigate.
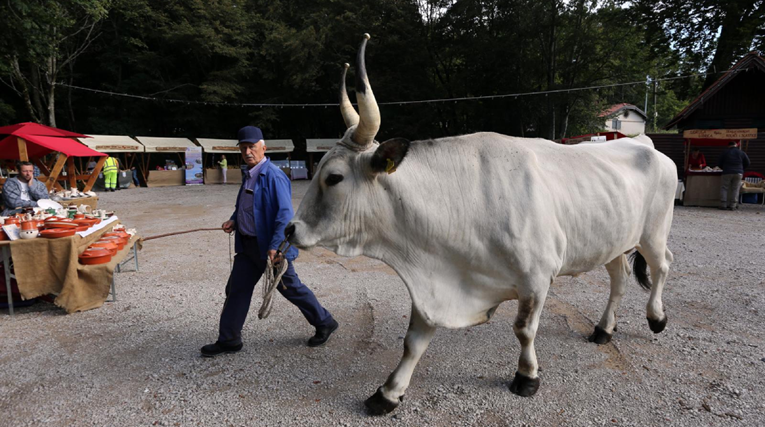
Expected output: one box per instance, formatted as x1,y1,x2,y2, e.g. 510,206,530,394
0,0,763,150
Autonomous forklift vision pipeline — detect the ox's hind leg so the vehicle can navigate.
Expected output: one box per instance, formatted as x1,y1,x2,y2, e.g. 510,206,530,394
589,255,631,344
364,306,435,415
509,285,549,397
636,243,673,334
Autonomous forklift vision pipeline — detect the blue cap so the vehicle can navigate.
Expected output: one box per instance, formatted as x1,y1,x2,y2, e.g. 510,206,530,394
237,126,264,145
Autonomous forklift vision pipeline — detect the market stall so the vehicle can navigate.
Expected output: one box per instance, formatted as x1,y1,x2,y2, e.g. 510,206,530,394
264,139,294,178
306,138,337,178
195,138,243,185
681,128,757,207
0,123,106,214
134,136,196,187
1,215,140,315
76,134,146,188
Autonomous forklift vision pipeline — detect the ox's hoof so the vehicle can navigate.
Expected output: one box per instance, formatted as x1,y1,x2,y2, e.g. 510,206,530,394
647,315,667,333
588,326,613,344
364,388,401,415
509,371,540,397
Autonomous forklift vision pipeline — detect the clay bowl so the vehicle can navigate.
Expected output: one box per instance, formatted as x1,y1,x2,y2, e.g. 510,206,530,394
39,228,77,239
98,236,125,250
79,247,112,265
20,221,37,231
74,218,98,228
42,222,78,230
4,217,20,226
90,240,118,256
103,231,130,243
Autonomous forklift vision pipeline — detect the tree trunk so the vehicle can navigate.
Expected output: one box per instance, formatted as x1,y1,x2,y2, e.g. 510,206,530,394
703,0,763,89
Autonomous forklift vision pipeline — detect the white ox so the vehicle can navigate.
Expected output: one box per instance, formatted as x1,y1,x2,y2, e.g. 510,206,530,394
286,34,676,415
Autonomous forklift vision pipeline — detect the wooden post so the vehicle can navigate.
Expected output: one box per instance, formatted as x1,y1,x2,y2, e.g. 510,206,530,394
83,156,107,192
67,156,77,189
17,138,28,162
33,158,51,177
683,140,691,172
46,154,68,191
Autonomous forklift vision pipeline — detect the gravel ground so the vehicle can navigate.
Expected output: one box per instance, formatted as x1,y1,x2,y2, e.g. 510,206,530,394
2,182,764,426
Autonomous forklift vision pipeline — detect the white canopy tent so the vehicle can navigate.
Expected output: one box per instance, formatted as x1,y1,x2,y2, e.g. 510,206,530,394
75,134,145,188
135,136,197,153
77,134,144,153
134,136,197,187
306,138,339,177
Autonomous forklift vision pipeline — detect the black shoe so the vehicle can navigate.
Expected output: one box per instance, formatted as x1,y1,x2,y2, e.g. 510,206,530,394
200,341,243,357
307,319,339,347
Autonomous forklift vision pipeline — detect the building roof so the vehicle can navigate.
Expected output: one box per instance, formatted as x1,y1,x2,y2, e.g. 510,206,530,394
664,51,765,129
306,139,338,153
78,135,144,153
134,136,197,153
599,103,647,120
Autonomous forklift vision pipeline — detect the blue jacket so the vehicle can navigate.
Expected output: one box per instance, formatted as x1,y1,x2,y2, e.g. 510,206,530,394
2,177,49,215
230,158,299,261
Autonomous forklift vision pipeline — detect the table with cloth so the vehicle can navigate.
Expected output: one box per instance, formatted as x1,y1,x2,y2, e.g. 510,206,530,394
1,217,140,314
57,195,99,212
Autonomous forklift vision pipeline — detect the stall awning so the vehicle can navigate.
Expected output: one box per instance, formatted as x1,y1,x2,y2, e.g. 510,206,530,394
265,139,294,153
77,135,144,153
0,122,88,138
135,136,197,153
196,138,239,154
306,139,338,153
0,134,105,159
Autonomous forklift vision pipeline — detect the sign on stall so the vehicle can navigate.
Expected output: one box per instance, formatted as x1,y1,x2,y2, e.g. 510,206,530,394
185,147,204,185
683,128,758,140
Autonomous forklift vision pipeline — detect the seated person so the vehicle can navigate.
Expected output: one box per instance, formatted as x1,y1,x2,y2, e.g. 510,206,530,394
688,148,707,170
2,162,50,215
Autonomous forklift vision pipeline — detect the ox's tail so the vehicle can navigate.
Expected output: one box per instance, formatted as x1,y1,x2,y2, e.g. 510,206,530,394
629,251,652,290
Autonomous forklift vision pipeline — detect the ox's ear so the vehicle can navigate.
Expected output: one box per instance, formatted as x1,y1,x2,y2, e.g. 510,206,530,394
370,138,410,175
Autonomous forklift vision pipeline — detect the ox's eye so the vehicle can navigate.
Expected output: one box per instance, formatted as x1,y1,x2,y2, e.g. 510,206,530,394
325,173,344,186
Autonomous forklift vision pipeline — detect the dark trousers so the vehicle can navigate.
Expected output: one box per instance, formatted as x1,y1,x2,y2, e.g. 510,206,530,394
218,236,333,345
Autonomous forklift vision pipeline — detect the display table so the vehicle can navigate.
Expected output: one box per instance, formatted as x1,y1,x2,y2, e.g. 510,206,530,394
1,220,141,314
204,168,242,185
684,173,722,207
58,196,99,212
146,170,184,187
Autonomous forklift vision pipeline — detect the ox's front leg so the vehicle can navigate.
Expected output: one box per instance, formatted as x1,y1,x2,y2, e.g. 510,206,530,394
509,288,548,397
364,307,435,415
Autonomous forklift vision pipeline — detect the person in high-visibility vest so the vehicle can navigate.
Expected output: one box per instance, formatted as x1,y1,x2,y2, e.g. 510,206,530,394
103,156,119,192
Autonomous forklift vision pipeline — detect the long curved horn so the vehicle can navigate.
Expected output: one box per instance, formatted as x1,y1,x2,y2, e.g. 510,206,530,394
339,63,359,128
351,33,380,148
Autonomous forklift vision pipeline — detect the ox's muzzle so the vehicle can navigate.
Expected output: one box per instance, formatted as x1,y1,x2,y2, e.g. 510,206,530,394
285,220,314,249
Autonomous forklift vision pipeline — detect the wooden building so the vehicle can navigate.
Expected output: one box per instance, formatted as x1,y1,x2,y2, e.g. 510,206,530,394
653,51,765,206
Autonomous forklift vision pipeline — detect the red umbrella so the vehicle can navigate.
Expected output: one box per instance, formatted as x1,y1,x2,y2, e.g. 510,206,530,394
0,122,101,159
0,122,89,139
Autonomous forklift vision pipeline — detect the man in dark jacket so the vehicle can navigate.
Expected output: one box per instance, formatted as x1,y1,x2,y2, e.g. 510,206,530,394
718,141,750,210
201,126,338,358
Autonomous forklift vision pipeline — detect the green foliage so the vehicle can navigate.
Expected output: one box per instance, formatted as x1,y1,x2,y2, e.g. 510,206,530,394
0,0,754,140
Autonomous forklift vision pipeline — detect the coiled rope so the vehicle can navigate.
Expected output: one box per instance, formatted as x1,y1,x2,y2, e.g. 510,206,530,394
258,256,289,319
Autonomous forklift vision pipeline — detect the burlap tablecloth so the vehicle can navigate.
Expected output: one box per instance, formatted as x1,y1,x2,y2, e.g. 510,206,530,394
3,224,141,313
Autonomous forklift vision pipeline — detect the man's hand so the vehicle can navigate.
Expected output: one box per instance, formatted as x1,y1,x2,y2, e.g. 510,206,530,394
222,220,235,233
268,249,284,265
